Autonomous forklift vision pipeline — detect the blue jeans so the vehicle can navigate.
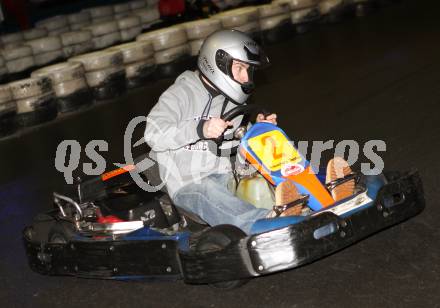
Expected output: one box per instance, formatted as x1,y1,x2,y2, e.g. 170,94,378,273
173,173,270,234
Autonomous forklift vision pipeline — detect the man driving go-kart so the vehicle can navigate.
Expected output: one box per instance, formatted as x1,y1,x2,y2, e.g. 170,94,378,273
144,29,355,234
23,29,424,286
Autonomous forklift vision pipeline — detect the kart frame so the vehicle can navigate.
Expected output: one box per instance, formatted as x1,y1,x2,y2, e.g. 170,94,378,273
23,170,424,284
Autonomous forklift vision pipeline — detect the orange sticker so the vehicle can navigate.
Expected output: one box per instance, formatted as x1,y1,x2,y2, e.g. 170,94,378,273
101,164,136,181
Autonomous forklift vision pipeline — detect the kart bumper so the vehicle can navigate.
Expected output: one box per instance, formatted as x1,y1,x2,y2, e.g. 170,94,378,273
23,223,183,279
180,171,424,284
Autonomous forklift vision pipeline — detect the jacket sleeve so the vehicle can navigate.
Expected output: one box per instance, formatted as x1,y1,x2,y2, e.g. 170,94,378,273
144,86,200,152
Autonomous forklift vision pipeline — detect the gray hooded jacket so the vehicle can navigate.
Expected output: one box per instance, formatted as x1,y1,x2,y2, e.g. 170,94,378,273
144,70,243,199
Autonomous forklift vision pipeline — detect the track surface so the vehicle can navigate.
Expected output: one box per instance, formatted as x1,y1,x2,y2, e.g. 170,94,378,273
1,1,440,307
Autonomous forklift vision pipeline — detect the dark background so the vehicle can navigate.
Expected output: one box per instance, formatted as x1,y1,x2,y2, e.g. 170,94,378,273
1,0,440,307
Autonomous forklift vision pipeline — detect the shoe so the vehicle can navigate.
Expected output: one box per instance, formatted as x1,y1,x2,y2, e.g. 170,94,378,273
266,180,306,218
326,157,355,201
280,204,303,216
275,180,300,206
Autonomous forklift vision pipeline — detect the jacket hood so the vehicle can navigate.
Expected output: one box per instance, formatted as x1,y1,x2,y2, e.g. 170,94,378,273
175,70,205,94
175,70,223,99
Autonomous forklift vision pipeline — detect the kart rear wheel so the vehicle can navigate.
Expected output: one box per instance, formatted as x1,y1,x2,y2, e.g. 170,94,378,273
196,225,250,290
48,221,75,244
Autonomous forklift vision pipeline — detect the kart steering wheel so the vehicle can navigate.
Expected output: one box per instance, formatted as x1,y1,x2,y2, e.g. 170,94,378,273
210,104,258,157
221,104,257,123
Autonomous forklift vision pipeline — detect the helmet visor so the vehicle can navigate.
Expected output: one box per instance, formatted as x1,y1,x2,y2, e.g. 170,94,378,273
243,45,270,68
215,49,268,93
213,45,269,103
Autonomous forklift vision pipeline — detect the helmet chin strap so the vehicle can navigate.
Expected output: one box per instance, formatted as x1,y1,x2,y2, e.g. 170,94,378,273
199,72,221,97
198,70,248,105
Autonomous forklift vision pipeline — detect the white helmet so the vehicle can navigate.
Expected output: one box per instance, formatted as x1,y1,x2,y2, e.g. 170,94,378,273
198,30,269,105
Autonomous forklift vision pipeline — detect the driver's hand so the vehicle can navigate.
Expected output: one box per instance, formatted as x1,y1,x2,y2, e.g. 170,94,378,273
256,113,277,125
203,118,233,139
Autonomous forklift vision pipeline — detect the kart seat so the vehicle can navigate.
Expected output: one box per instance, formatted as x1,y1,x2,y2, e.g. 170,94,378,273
135,154,168,194
136,155,208,226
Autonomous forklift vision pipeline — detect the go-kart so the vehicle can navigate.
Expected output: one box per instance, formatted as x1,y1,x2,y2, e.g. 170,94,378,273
23,105,425,288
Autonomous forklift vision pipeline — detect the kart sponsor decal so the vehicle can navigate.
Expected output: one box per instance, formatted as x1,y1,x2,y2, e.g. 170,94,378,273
248,130,302,171
184,140,209,151
193,115,213,121
281,163,305,176
101,164,135,181
316,191,373,216
201,56,215,74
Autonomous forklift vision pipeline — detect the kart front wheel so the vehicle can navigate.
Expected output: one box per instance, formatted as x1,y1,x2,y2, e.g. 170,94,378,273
196,225,250,290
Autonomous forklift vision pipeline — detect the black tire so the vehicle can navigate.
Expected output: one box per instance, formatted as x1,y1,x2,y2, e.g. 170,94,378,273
296,24,309,34
91,72,127,101
48,221,76,244
15,98,58,127
196,225,250,290
384,171,401,182
56,89,93,113
0,111,17,138
327,12,342,24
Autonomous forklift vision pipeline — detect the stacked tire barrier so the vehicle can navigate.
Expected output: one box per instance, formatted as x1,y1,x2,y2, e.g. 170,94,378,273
60,30,94,58
113,3,132,19
0,33,23,49
258,2,291,43
137,26,190,78
23,28,48,41
318,0,347,23
0,85,17,137
0,0,401,138
84,21,122,50
2,45,35,81
26,36,64,67
67,11,91,31
109,41,155,89
0,56,6,82
347,0,373,17
86,5,115,23
182,19,222,57
132,7,161,30
129,0,148,10
278,0,321,33
213,7,260,37
148,0,160,7
117,16,143,43
32,62,92,113
9,77,57,127
35,15,70,36
69,50,126,100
